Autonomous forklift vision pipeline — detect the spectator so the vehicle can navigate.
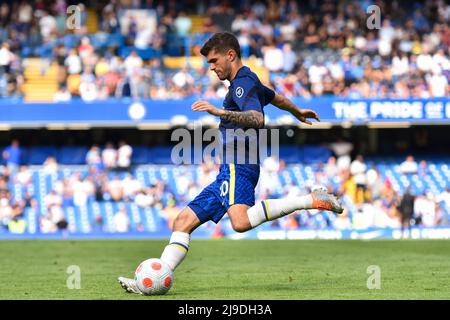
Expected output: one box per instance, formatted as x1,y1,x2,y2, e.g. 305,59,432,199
107,175,123,201
71,173,89,207
15,165,32,186
53,85,72,102
7,209,26,234
86,145,103,171
102,142,117,170
172,67,194,89
45,190,63,208
281,43,297,73
122,173,141,201
124,51,143,77
17,1,33,29
117,140,133,171
40,213,57,233
418,160,428,177
135,187,155,208
43,156,59,175
329,138,353,172
397,187,415,238
79,65,98,101
426,68,448,97
0,0,448,101
2,139,22,175
78,37,94,62
209,3,234,32
308,58,328,87
279,17,297,42
39,11,57,41
436,187,450,210
324,156,338,179
64,49,82,75
366,166,383,201
262,155,280,174
186,181,200,202
262,41,283,72
0,42,14,74
174,11,192,37
0,195,13,229
260,155,281,196
50,205,68,230
399,155,418,174
113,206,130,233
350,155,367,204
414,191,437,227
92,213,104,232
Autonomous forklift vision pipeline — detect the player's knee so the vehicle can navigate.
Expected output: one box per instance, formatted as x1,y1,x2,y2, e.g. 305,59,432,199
172,207,201,233
230,220,250,233
228,206,252,233
172,216,184,232
172,214,190,232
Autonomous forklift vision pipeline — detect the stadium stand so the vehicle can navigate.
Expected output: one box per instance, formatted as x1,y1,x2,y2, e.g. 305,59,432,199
0,0,448,101
0,0,449,238
1,140,450,237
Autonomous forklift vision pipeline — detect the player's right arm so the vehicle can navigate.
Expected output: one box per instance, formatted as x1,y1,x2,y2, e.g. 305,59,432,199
270,92,320,125
191,100,264,128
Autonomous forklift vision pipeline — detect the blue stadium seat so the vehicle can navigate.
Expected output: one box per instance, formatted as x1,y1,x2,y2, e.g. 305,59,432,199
131,146,149,164
302,145,332,164
89,33,124,48
5,155,450,235
118,47,162,60
147,146,174,164
57,146,89,164
25,146,57,164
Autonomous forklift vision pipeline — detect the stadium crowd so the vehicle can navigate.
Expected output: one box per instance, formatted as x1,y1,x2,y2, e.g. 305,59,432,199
0,0,449,100
1,138,449,235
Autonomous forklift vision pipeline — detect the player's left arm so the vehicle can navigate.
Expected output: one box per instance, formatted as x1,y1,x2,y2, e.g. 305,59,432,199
270,92,320,125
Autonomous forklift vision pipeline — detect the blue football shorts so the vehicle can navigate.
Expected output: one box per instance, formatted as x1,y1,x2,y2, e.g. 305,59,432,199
188,164,260,223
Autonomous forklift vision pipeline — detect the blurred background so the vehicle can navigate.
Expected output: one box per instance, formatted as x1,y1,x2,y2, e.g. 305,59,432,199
0,0,449,239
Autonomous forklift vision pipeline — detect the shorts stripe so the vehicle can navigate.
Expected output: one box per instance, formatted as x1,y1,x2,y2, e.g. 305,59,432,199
261,200,271,221
229,164,235,205
170,242,188,252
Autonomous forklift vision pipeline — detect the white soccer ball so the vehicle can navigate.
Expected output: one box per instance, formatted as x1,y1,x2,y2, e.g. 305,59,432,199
134,258,174,295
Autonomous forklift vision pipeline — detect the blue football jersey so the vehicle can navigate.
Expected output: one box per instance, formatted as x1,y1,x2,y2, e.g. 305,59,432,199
219,66,275,164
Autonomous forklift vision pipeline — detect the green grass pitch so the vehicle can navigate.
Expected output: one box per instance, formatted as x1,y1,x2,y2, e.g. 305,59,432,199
0,239,449,299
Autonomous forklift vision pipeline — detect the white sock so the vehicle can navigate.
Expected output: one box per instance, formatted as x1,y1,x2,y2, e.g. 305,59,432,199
160,231,190,271
247,195,313,228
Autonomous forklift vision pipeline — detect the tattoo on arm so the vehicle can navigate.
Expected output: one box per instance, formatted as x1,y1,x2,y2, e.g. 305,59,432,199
220,110,264,128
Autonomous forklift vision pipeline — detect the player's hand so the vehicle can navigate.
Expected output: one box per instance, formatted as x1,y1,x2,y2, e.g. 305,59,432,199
297,109,320,125
191,100,224,117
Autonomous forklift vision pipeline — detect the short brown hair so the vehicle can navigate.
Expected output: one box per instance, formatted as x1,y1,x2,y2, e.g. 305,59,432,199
200,32,241,59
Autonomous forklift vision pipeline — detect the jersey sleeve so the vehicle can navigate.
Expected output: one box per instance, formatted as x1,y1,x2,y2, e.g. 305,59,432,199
232,77,263,112
262,84,275,105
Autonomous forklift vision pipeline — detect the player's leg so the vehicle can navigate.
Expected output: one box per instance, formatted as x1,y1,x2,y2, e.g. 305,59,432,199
119,206,202,294
160,206,202,271
227,204,252,232
223,165,342,232
159,175,228,271
227,188,343,232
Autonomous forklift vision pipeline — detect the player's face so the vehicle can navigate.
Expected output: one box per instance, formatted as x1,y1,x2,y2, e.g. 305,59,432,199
206,49,231,81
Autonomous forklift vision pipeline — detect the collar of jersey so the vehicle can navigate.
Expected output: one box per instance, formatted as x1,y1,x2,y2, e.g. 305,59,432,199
230,66,248,85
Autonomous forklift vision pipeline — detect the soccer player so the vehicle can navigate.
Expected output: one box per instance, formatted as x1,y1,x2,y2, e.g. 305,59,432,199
119,32,343,293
